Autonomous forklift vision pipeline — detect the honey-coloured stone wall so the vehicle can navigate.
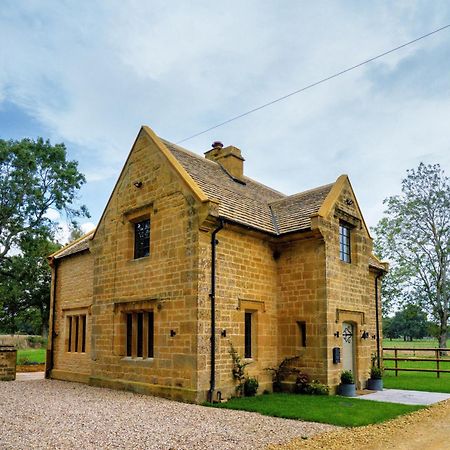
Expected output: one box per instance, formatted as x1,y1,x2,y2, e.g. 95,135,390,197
87,130,206,402
47,128,385,402
197,225,279,401
0,346,16,381
49,251,93,382
317,179,382,390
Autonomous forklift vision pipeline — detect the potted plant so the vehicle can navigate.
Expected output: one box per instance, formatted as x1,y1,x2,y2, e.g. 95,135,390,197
243,377,259,397
367,366,383,391
339,370,356,397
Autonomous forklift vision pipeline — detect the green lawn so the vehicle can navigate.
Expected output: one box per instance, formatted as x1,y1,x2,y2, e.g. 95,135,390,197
382,340,450,392
383,358,450,393
383,338,449,349
209,393,422,427
16,348,46,365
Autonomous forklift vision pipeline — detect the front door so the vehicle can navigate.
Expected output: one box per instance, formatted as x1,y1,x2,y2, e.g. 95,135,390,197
342,322,355,374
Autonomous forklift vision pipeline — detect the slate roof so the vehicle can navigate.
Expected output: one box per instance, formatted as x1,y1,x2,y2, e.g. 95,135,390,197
269,184,334,234
162,140,333,235
369,255,388,272
50,230,94,260
52,137,336,259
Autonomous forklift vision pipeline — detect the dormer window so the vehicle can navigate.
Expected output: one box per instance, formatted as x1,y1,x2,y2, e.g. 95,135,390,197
134,218,150,259
339,223,351,263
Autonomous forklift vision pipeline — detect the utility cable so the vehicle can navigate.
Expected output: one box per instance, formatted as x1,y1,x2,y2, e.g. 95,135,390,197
176,24,450,144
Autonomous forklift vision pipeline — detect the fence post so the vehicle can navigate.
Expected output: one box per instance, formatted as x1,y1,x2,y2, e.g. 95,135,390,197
436,349,440,379
395,348,398,377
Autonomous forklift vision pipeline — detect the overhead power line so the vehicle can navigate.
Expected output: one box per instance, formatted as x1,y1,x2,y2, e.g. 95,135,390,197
177,24,450,144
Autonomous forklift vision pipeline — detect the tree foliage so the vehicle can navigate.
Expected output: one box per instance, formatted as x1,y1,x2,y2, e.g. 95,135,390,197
0,137,88,261
0,238,60,335
0,137,88,335
383,305,428,341
374,163,450,348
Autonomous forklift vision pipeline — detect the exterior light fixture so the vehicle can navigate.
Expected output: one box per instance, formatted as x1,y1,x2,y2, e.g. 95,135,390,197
361,331,369,339
133,181,143,188
170,330,176,337
334,331,340,338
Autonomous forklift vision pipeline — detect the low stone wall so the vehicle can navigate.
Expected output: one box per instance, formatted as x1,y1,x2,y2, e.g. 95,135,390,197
0,345,17,381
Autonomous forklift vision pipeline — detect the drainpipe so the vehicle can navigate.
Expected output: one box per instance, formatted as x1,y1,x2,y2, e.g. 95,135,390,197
208,219,224,403
375,274,382,368
46,258,58,378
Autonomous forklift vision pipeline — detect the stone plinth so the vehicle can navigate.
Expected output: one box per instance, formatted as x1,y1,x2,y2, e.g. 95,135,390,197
0,345,17,381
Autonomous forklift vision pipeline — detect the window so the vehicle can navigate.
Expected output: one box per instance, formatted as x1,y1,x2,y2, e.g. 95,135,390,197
134,219,150,259
339,223,351,263
126,311,154,358
67,314,87,353
244,312,252,358
297,321,306,347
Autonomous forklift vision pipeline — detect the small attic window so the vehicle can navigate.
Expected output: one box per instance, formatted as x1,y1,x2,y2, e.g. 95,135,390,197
134,219,150,259
339,222,351,263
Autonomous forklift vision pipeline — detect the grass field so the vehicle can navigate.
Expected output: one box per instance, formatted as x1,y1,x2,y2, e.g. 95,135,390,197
383,358,450,393
383,338,449,350
210,393,422,427
382,338,450,393
16,348,46,365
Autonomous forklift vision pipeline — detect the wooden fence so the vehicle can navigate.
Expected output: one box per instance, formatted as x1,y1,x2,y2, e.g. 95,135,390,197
383,347,450,378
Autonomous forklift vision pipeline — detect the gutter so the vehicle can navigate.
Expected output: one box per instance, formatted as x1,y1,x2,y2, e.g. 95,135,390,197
208,219,224,403
375,274,382,368
46,258,58,378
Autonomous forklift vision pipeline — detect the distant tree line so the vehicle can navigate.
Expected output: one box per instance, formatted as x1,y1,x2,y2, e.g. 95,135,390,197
382,304,437,341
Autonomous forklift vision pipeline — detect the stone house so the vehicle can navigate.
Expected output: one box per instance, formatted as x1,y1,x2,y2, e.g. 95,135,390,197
46,125,387,402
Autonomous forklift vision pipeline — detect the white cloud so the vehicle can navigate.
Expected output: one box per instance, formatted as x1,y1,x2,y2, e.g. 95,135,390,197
80,222,96,234
1,0,450,228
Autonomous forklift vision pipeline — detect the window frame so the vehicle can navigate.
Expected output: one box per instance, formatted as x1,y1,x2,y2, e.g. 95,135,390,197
244,312,252,358
339,222,351,263
133,218,151,259
66,313,87,354
125,310,154,359
297,320,307,348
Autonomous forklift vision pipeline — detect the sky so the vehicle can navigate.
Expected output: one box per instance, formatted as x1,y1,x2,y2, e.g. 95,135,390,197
1,1,450,241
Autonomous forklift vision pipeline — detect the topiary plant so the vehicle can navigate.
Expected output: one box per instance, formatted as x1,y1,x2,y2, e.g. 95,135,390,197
340,370,354,384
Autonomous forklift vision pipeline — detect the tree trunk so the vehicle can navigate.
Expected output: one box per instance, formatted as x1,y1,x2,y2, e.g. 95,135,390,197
438,313,448,355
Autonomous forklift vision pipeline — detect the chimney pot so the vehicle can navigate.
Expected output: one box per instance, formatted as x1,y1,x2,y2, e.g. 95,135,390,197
204,143,245,180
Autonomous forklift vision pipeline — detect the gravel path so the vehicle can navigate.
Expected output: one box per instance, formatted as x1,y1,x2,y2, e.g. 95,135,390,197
269,398,450,450
0,379,337,449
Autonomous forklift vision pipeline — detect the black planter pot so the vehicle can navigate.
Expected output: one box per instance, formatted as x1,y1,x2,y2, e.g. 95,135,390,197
367,378,383,391
339,383,356,397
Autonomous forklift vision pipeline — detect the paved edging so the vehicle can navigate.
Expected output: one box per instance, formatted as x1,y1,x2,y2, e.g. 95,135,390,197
356,388,450,405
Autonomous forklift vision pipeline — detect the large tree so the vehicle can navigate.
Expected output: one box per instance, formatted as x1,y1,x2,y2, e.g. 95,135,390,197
0,137,88,334
0,237,60,335
374,163,450,349
0,137,88,261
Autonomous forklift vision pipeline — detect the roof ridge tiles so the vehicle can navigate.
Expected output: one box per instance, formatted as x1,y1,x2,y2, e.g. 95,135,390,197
269,182,335,206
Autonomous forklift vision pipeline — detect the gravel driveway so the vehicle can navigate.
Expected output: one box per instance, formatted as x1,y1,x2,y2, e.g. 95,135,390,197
0,379,337,449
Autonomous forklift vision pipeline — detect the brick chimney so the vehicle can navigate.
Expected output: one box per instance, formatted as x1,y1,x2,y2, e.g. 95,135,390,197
204,141,245,180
